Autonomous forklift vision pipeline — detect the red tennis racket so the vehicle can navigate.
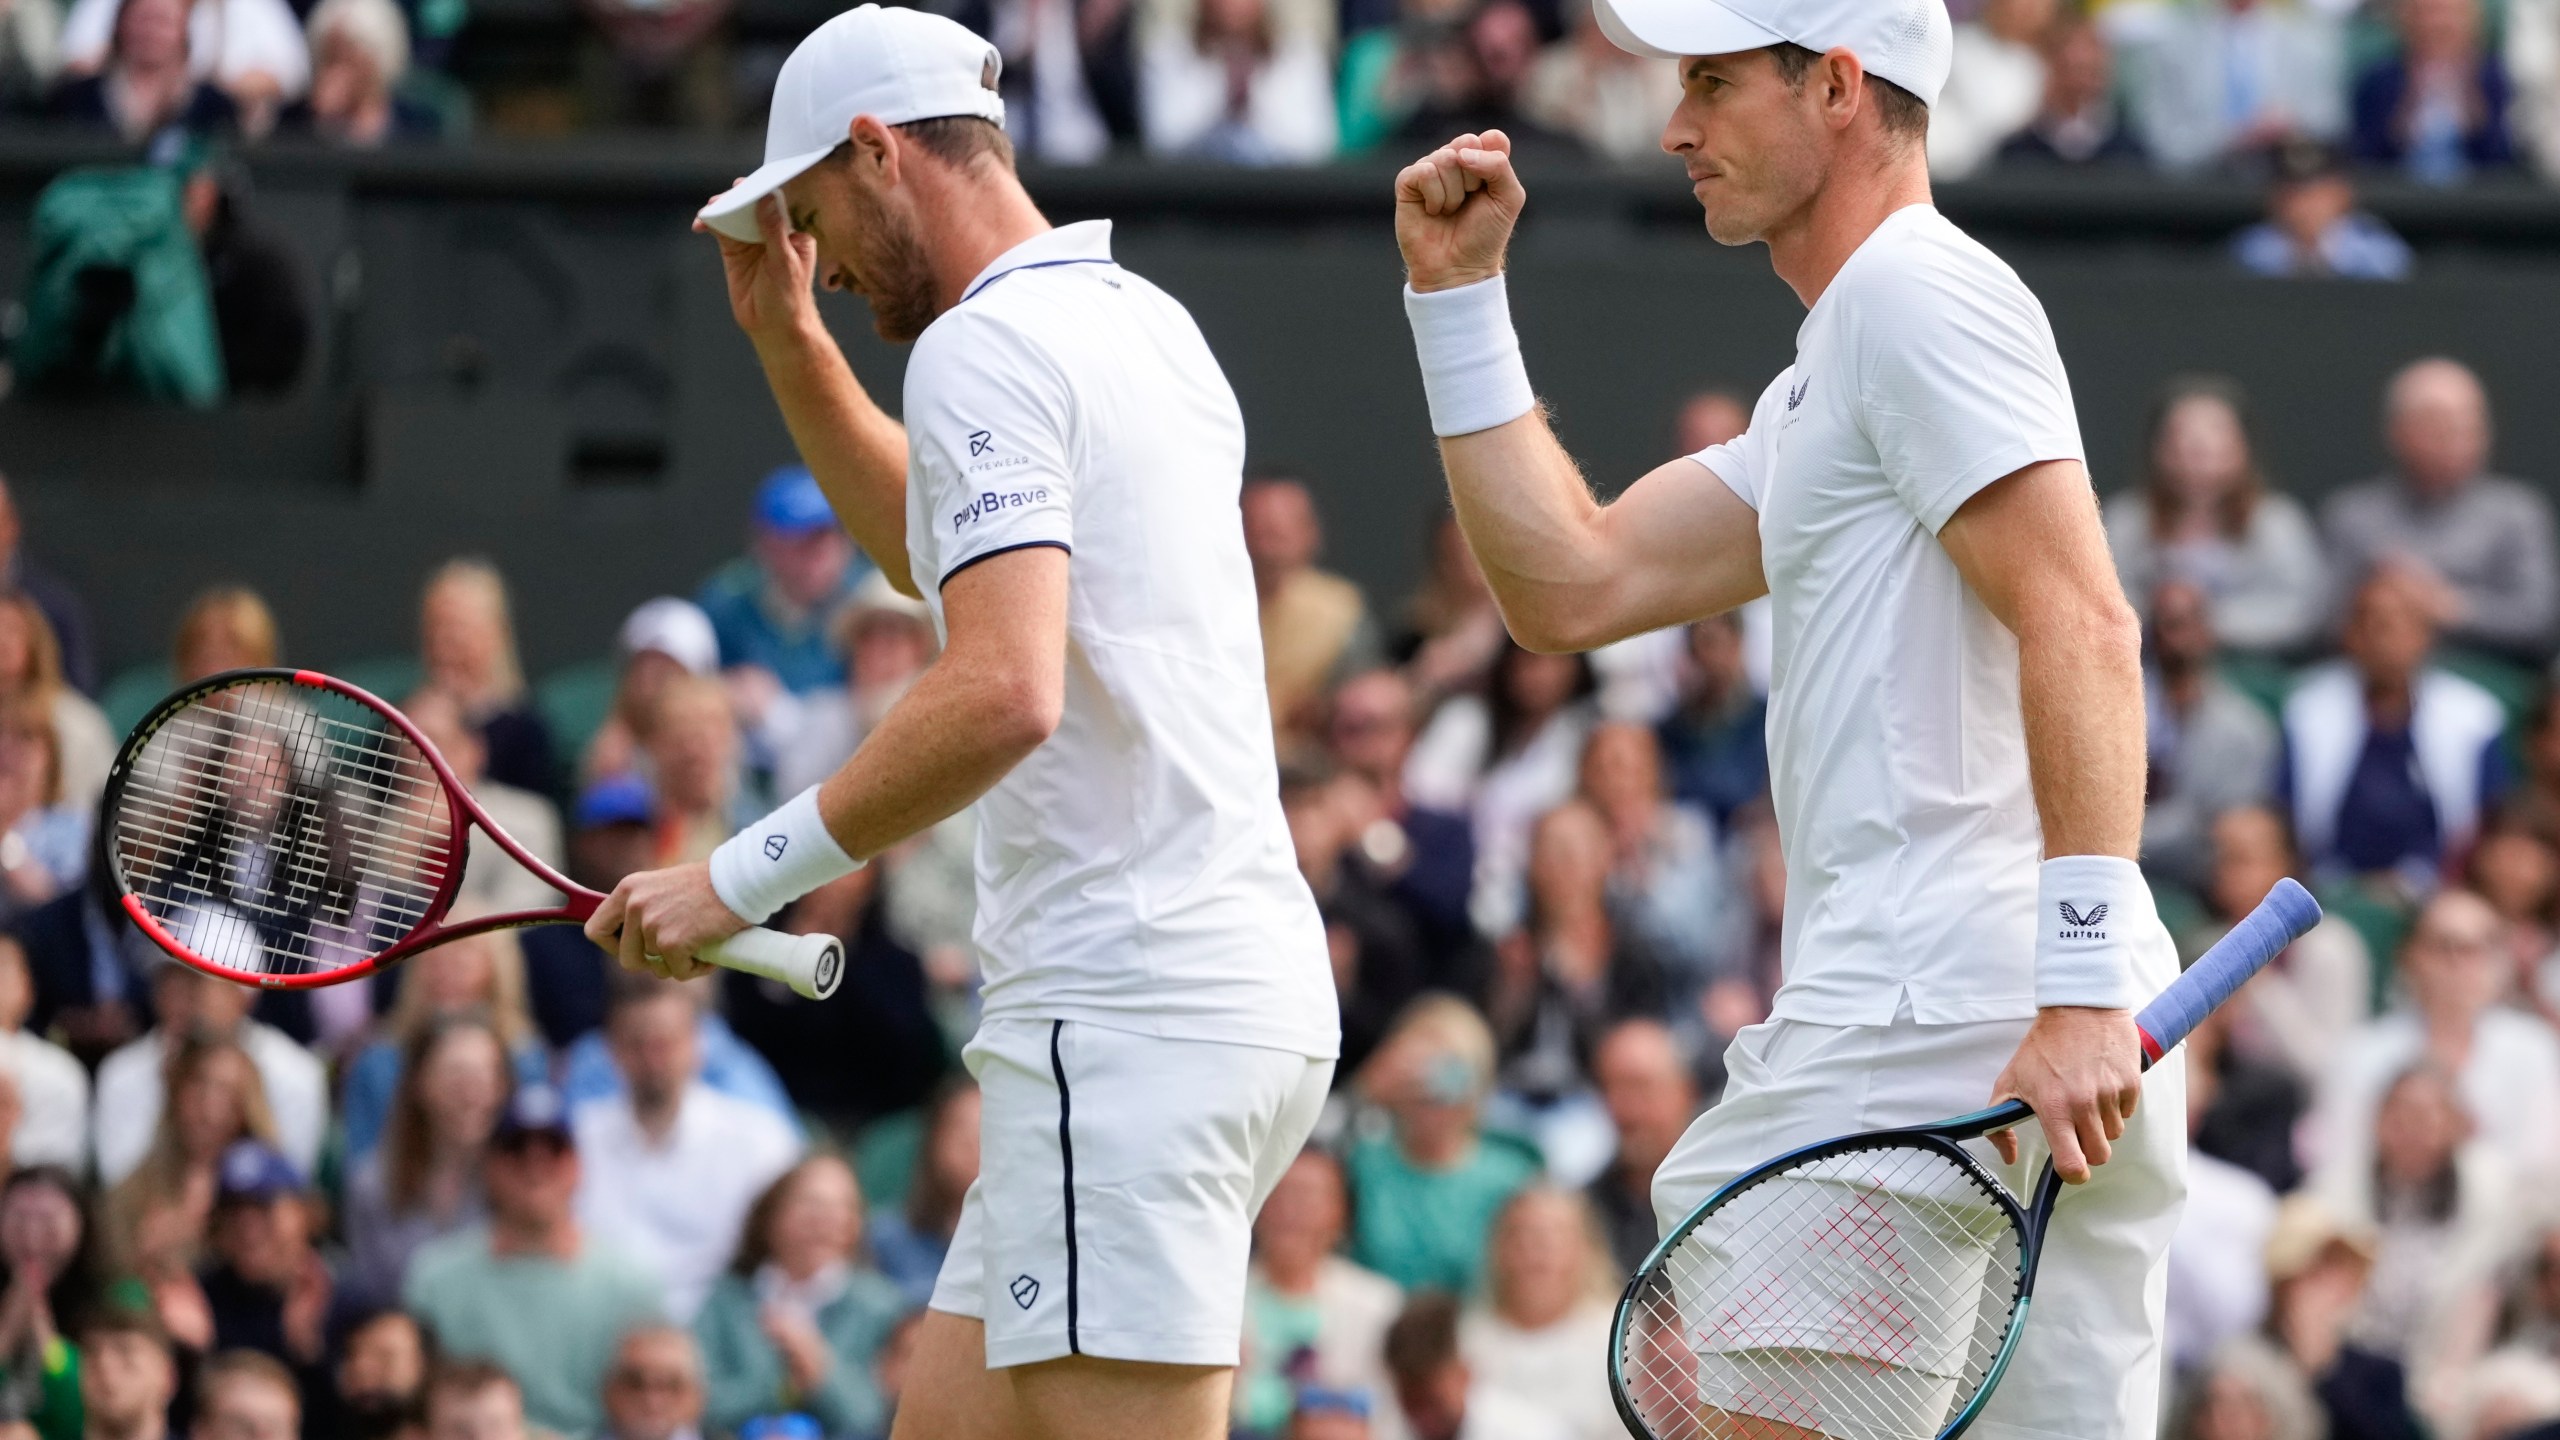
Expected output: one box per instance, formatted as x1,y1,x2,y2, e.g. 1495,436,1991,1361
102,668,842,1001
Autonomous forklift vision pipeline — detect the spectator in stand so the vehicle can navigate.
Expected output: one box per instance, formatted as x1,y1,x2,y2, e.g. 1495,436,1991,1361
2110,0,2345,173
341,1018,510,1311
1234,1150,1401,1437
1462,1188,1619,1440
57,0,304,127
1523,0,1683,162
2139,580,2281,894
48,0,239,138
320,1308,428,1440
1384,1291,1557,1440
693,1155,909,1439
742,574,936,802
593,1326,706,1440
194,1350,299,1440
170,586,277,684
2467,818,2560,1002
275,0,438,145
339,927,545,1164
571,976,802,1321
404,689,562,917
559,959,794,1126
1654,614,1766,828
1929,0,2054,178
1282,759,1431,1076
0,941,84,1173
0,597,106,807
2327,359,2560,663
0,0,61,117
1998,14,2147,167
2508,691,2560,846
0,1167,97,1440
2263,1195,2426,1440
167,140,309,398
641,674,747,866
520,777,654,1049
2313,1063,2523,1419
2200,806,2373,1088
2234,138,2415,280
0,479,95,699
1485,800,1668,1123
423,1362,529,1440
2175,1336,2325,1440
956,0,1138,164
2279,570,2509,888
1395,513,1507,710
1326,670,1478,981
71,1305,177,1440
1139,0,1336,162
2172,1039,2282,1372
1673,387,1751,458
1345,996,1540,1294
1585,1018,1698,1272
584,597,720,786
1406,641,1597,936
1245,478,1383,748
862,1079,977,1308
2106,376,2332,658
0,695,89,932
1336,0,1475,155
696,467,862,698
1580,722,1735,1001
404,1083,666,1437
93,963,324,1186
2351,0,2516,179
2314,890,2560,1190
1389,0,1573,155
190,1141,334,1384
103,1037,281,1343
419,559,558,800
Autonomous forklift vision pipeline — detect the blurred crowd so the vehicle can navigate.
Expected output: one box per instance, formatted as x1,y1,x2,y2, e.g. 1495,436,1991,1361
2,0,2560,191
2,352,2560,1439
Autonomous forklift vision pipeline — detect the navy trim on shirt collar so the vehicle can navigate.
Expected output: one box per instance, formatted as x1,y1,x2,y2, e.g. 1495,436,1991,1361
959,257,1119,305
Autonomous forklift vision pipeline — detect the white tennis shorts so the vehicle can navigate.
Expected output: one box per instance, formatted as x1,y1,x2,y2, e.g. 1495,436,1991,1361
928,1018,1334,1369
1651,966,2187,1440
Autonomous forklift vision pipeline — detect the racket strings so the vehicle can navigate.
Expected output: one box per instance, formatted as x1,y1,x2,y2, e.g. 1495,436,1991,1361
1620,1144,2026,1440
111,678,458,978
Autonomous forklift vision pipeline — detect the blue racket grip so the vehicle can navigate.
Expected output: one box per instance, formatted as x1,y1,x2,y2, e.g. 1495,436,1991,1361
2132,877,2321,1063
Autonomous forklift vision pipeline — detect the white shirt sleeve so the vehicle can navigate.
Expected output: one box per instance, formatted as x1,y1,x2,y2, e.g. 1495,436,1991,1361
1851,241,2085,534
1687,373,1790,512
905,312,1079,589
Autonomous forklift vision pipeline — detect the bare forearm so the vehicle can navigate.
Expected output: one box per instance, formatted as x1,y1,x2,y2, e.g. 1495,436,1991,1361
2017,598,2147,859
757,320,917,595
813,654,1048,861
1438,414,1611,644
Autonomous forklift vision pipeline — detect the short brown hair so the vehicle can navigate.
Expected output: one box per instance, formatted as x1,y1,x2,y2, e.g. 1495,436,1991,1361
896,115,1014,170
200,1350,300,1418
1766,43,1930,141
1383,1291,1464,1386
425,1360,520,1414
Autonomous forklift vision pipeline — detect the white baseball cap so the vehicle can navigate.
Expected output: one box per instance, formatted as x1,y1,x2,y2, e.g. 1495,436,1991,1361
699,3,1005,243
1592,0,1953,110
619,597,721,677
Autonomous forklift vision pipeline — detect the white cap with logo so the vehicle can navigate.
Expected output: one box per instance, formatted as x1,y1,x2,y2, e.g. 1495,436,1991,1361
698,3,1005,243
1591,0,1952,109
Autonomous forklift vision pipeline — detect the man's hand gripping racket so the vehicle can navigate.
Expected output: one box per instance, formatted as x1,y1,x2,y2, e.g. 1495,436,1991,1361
1610,879,2321,1440
102,669,842,1000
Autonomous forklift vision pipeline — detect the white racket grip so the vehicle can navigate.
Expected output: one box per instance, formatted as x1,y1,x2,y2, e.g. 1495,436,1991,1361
700,927,844,1001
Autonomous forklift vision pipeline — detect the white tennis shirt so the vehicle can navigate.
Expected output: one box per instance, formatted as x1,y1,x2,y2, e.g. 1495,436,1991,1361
900,221,1338,1059
1694,204,2085,1027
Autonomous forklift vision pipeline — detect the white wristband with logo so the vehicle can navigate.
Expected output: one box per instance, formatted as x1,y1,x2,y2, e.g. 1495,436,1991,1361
1403,276,1537,438
707,785,863,926
2034,854,2151,1011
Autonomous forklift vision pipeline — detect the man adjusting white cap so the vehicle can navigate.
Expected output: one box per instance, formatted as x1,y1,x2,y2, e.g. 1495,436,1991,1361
1591,0,1952,108
698,3,1004,242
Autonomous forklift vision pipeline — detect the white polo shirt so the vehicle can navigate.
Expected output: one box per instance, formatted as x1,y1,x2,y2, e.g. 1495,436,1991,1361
1694,204,2084,1027
900,221,1337,1060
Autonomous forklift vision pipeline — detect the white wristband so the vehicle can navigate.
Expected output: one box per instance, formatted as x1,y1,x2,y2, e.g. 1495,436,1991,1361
707,786,863,926
1403,276,1537,438
2034,855,2152,1011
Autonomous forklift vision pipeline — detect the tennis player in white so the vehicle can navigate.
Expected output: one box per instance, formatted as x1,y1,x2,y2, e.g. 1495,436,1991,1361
583,9,1338,1440
1392,0,2183,1436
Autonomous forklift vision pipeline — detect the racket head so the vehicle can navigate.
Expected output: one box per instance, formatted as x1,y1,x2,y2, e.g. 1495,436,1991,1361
103,668,472,988
1611,1131,2038,1440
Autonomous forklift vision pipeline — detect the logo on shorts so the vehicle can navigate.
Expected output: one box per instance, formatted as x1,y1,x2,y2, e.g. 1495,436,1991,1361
763,835,788,862
2057,900,2109,939
1010,1274,1041,1309
1787,377,1810,412
969,430,995,457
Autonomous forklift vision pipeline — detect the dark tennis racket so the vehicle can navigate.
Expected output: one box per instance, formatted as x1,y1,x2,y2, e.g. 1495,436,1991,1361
1609,878,2322,1440
102,668,842,1001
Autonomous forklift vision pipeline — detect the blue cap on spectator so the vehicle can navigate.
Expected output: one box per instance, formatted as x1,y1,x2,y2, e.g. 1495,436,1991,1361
494,1082,574,1145
215,1139,304,1205
1295,1387,1373,1420
738,1416,825,1440
574,774,655,831
755,466,835,535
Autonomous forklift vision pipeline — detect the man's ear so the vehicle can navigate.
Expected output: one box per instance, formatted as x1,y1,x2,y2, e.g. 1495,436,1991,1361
848,114,902,185
1820,47,1867,131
